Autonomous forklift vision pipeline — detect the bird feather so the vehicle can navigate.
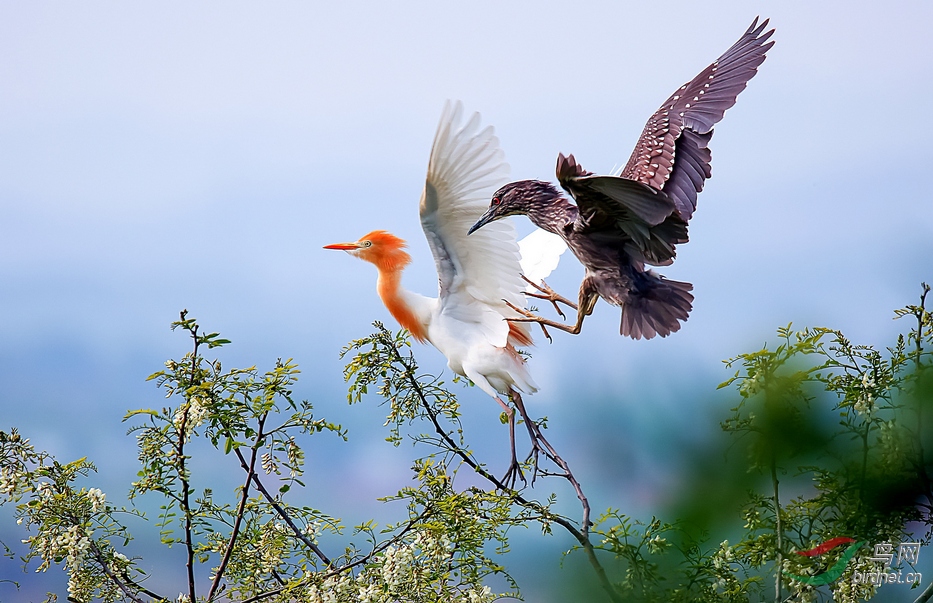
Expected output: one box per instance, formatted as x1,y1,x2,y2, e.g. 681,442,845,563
419,101,533,348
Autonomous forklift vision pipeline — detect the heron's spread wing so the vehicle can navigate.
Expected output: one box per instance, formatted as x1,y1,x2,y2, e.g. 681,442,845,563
620,17,774,220
518,229,567,289
557,153,687,266
420,101,532,347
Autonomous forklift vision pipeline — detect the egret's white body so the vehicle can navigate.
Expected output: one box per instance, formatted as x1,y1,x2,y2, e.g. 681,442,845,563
325,101,566,479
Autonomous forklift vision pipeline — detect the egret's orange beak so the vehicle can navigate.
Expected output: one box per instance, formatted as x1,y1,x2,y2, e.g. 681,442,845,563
323,242,361,251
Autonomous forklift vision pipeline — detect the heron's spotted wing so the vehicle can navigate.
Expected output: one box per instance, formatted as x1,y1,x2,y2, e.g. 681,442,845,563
420,101,533,347
557,153,686,266
620,17,774,220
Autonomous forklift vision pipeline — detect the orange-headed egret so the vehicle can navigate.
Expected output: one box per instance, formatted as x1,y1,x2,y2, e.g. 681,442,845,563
326,102,566,483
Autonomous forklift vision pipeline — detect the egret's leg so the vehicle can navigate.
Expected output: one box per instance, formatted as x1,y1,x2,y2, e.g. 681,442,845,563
510,390,592,532
510,389,560,484
465,369,525,488
494,395,523,488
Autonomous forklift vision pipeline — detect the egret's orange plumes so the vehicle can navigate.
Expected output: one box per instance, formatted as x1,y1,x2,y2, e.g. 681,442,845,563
345,230,428,343
354,230,411,272
508,323,533,348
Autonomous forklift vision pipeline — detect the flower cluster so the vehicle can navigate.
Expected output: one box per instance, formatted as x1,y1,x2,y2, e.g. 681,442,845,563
782,556,818,603
305,574,354,603
646,534,668,555
23,523,92,574
86,487,106,513
256,521,291,574
299,529,494,603
831,556,879,603
286,436,303,478
172,397,209,439
738,369,767,398
302,520,322,544
0,466,26,498
852,371,876,416
261,451,279,475
380,543,415,588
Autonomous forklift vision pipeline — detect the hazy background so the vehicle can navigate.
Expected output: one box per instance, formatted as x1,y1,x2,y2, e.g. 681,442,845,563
1,1,931,600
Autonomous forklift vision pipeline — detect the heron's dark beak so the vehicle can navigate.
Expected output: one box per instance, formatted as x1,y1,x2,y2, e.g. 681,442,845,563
468,208,498,235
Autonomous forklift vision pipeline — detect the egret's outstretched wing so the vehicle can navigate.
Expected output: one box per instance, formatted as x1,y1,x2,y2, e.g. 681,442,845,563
620,17,774,220
518,229,567,290
420,101,533,347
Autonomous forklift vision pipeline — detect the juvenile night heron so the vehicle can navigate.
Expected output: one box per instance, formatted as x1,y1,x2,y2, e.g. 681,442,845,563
469,18,774,340
325,101,566,484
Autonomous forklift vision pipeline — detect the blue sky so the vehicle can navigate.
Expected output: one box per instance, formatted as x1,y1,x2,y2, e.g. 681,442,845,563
2,1,932,600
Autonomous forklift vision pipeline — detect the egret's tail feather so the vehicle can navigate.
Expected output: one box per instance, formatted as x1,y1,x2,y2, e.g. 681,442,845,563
620,272,694,340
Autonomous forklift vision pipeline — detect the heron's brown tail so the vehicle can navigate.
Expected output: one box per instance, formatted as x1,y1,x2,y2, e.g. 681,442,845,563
620,271,694,340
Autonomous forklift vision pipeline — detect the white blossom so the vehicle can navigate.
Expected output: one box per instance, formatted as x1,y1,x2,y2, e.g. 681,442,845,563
173,398,209,440
464,585,494,603
304,520,321,543
261,452,278,475
646,534,667,554
0,467,24,496
357,582,381,603
86,487,106,513
853,372,876,416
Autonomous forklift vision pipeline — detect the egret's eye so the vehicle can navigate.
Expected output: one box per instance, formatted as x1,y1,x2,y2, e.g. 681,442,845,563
362,240,373,247
492,197,501,206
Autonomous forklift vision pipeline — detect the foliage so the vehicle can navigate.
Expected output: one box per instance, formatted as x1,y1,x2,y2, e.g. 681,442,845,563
1,285,932,603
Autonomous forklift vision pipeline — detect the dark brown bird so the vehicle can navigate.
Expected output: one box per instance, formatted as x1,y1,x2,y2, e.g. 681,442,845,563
468,17,774,340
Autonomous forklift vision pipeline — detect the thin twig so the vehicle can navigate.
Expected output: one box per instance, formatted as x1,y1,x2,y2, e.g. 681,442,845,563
771,456,783,603
915,285,930,505
207,414,267,601
179,314,199,603
90,543,161,603
231,446,332,567
235,508,431,603
321,507,430,578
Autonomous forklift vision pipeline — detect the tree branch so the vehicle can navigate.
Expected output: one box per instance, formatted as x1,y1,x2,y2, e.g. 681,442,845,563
179,314,199,603
90,543,164,603
234,507,432,603
379,330,622,603
207,414,267,601
231,446,332,567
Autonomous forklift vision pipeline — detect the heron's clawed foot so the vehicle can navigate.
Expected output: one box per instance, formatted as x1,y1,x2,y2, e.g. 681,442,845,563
503,298,582,341
503,299,553,343
521,276,578,319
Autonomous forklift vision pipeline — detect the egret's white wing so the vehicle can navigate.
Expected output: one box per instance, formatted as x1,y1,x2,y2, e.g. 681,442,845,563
518,229,568,290
420,101,532,347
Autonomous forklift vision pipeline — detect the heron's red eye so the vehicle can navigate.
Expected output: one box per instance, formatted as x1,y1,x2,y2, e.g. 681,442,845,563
493,197,501,206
